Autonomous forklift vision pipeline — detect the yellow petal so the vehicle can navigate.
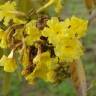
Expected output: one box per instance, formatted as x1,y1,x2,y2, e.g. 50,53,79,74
0,50,17,72
0,29,4,39
0,1,25,25
25,52,57,84
0,33,8,48
25,20,41,45
69,16,88,38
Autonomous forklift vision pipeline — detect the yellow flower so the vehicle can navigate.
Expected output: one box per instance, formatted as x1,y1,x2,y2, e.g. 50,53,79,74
25,52,50,83
55,37,83,62
42,16,87,62
43,16,88,41
25,20,41,45
25,52,57,84
62,16,88,39
0,50,17,72
0,1,25,25
42,17,64,45
37,0,62,13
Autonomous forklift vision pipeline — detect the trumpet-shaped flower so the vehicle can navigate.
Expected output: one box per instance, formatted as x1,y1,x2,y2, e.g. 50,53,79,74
42,17,65,45
62,16,88,39
25,20,41,45
0,50,17,72
25,52,57,84
55,37,83,62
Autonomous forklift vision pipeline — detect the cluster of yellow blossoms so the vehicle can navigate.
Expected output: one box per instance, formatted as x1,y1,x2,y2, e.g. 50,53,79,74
0,1,88,84
42,17,87,62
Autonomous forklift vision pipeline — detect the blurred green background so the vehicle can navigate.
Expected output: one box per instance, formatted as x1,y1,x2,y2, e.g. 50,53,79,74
0,0,96,96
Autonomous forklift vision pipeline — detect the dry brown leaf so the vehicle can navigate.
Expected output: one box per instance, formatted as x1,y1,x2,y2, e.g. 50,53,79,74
70,60,87,96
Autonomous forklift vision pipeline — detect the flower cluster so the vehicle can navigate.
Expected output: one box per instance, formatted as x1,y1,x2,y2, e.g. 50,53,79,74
42,16,88,62
0,1,88,84
0,1,25,25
